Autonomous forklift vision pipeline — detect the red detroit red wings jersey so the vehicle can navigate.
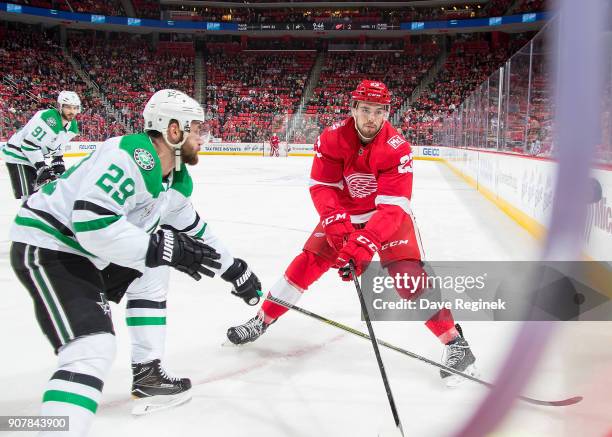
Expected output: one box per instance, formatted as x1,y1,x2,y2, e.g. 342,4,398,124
309,116,414,244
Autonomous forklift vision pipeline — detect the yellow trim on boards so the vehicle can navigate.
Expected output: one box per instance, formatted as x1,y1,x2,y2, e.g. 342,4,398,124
442,159,547,241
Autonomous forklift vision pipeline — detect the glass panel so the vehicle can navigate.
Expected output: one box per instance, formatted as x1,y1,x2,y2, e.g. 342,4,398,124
526,30,554,157
487,71,501,149
503,41,532,153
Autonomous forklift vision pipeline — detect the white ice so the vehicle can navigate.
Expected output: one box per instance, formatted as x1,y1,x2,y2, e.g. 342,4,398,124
0,157,610,436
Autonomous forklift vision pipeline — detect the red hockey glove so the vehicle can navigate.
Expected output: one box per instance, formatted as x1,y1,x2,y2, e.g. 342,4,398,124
321,211,355,251
334,230,380,281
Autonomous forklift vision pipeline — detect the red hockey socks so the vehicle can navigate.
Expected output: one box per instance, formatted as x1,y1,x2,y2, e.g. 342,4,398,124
387,260,460,344
260,250,332,324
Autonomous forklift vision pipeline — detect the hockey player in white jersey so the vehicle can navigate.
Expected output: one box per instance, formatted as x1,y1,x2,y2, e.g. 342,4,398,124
9,89,263,435
2,90,81,199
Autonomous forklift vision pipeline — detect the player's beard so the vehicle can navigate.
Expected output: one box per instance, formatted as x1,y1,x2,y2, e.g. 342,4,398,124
356,120,382,141
181,145,199,166
62,111,75,122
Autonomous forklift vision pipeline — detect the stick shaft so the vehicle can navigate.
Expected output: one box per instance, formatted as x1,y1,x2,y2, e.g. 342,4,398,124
267,295,583,407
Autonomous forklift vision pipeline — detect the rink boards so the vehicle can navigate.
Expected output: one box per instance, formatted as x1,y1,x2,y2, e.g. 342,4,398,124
1,141,611,259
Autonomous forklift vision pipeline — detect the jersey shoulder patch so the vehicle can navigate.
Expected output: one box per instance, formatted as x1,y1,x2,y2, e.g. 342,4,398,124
386,134,407,150
118,133,163,198
170,163,193,198
40,109,63,134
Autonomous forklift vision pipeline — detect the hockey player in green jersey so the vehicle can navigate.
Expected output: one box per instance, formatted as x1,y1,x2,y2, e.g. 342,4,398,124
9,89,263,434
2,90,81,199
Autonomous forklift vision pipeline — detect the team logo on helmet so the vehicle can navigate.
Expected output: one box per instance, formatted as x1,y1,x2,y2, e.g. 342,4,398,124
134,148,155,171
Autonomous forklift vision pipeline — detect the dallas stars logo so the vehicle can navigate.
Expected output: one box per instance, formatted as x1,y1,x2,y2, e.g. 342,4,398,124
134,148,155,171
45,117,57,128
97,293,111,317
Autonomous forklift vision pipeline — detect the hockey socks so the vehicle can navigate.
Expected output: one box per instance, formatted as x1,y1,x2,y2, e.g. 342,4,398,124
40,333,115,436
126,299,167,364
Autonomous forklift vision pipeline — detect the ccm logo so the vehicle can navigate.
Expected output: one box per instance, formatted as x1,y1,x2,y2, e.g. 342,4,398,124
356,235,378,253
381,239,409,250
322,213,347,226
423,148,440,157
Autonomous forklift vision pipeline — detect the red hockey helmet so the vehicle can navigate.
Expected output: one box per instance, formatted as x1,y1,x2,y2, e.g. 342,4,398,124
351,80,391,105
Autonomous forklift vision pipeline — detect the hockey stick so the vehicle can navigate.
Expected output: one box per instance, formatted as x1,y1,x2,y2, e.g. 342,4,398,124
267,294,583,408
348,263,405,437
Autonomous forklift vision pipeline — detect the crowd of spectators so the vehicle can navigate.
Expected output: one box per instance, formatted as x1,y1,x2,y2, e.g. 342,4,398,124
293,46,439,143
399,34,532,145
2,22,552,150
205,50,315,142
0,26,124,141
68,33,194,132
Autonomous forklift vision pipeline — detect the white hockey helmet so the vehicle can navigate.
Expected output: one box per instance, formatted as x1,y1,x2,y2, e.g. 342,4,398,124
57,90,81,113
143,89,204,170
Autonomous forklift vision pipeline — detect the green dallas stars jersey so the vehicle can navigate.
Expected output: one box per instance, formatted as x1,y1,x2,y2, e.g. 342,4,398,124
2,108,79,167
10,132,234,274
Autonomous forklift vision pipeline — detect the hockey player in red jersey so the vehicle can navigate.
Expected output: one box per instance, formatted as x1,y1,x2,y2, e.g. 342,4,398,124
270,134,280,157
228,80,476,385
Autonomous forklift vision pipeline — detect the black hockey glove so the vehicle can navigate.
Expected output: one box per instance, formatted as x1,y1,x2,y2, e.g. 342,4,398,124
51,156,66,176
145,229,221,281
221,258,262,306
33,161,57,191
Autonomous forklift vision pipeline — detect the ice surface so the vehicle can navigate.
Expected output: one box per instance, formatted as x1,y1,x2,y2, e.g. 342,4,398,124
0,157,609,436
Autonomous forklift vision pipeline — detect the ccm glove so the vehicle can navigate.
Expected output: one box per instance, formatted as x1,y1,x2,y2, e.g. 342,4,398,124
221,258,263,306
334,230,380,281
321,211,355,251
33,161,57,191
51,156,66,176
145,229,221,280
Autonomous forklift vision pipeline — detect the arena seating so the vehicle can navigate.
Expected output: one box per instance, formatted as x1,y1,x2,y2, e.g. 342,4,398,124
0,27,124,141
205,50,316,142
300,47,439,141
399,34,531,145
2,18,550,148
68,34,195,132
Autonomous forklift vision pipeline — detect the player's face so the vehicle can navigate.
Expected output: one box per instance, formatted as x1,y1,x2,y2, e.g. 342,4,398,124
61,104,79,121
353,102,388,138
181,120,204,166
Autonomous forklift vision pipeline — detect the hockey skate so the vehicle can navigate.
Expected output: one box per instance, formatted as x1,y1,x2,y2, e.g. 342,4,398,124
131,359,192,415
440,324,477,388
226,312,273,345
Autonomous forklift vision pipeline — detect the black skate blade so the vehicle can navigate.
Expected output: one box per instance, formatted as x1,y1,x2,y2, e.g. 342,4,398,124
132,391,192,416
221,339,244,347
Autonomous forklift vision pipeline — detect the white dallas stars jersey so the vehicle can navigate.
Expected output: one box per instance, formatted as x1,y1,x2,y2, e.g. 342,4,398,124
10,133,233,274
1,108,79,167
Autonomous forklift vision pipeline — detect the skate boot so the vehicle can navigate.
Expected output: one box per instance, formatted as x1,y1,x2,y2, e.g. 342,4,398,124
227,312,273,345
440,324,477,387
131,359,192,415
